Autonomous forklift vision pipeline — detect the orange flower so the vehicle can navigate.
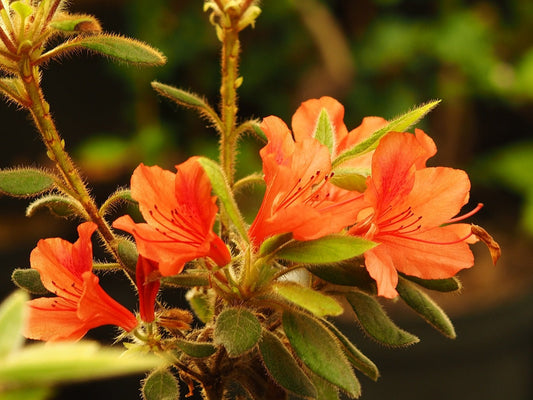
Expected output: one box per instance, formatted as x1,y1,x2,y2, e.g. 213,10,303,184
24,222,137,342
136,255,160,323
291,96,387,168
113,157,231,276
248,115,365,247
349,130,480,298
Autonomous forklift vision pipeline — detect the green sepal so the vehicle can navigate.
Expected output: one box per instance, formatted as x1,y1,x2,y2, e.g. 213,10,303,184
197,157,249,242
0,341,164,387
396,276,456,339
185,288,215,324
321,319,379,381
330,167,369,192
272,282,343,317
276,235,376,264
399,273,462,292
116,238,138,273
314,108,336,154
141,368,180,400
26,194,85,218
282,310,360,398
11,269,49,296
259,233,292,257
258,329,317,399
214,308,261,358
0,291,28,359
161,273,210,288
175,339,216,358
50,14,101,33
306,261,376,292
332,100,441,168
0,168,55,198
75,34,166,66
345,291,419,347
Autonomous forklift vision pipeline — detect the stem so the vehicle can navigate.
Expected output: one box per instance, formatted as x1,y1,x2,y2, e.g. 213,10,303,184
19,57,117,254
219,25,241,187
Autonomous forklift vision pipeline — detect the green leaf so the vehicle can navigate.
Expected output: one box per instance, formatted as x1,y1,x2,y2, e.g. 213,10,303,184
185,288,215,324
330,167,369,192
0,168,55,198
0,341,163,386
116,238,138,273
282,310,360,397
259,233,292,257
396,276,456,339
50,14,101,33
251,122,267,142
11,269,49,296
314,108,335,154
273,282,343,317
306,261,376,291
322,319,379,381
0,291,28,359
332,100,440,168
175,339,216,358
276,235,376,264
197,157,249,242
26,194,85,218
399,273,462,292
151,82,209,109
99,188,136,216
76,34,166,66
0,386,53,400
258,329,317,398
303,369,340,400
214,308,261,357
142,368,180,400
10,1,32,22
345,291,419,347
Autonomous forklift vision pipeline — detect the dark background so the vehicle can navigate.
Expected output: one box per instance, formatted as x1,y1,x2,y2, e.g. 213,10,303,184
1,0,533,398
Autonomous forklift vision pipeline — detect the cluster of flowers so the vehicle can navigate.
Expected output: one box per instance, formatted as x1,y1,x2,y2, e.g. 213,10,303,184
23,96,485,341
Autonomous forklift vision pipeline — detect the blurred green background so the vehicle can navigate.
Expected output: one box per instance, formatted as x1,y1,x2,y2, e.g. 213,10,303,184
1,0,533,399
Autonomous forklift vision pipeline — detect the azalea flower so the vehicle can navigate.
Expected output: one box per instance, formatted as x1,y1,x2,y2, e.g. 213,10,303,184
248,115,365,247
113,157,231,276
136,255,160,323
349,130,480,298
291,96,388,169
24,222,138,342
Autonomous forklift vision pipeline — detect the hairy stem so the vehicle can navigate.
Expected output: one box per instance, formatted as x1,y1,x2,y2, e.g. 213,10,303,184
19,57,118,254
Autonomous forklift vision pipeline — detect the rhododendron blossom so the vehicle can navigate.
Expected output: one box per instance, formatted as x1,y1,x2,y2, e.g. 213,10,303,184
248,115,365,247
24,222,138,342
113,157,231,276
349,130,480,298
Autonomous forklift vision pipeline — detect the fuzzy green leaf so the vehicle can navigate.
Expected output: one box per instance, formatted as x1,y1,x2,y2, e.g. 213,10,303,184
259,329,317,398
197,157,248,242
314,108,335,154
26,194,84,218
345,291,419,347
116,239,138,273
330,167,369,192
142,368,180,400
0,291,28,359
282,310,360,397
0,341,163,386
186,288,215,324
76,34,166,66
273,282,343,317
259,233,292,257
322,320,379,381
399,273,462,292
332,100,440,168
306,261,376,291
277,235,376,264
11,269,49,296
151,82,209,109
396,276,456,338
0,169,55,197
214,308,261,357
175,339,216,358
162,274,210,288
50,15,101,33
